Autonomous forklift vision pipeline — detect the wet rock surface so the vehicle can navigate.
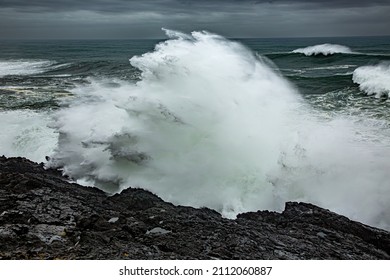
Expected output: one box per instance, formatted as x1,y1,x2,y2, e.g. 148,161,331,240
0,156,389,259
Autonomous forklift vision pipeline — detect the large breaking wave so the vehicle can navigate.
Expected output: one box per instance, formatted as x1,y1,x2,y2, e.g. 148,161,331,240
46,30,390,229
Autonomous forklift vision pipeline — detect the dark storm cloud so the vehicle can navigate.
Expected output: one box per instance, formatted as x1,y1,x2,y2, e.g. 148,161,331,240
1,0,389,13
0,0,389,39
179,0,390,8
0,0,170,13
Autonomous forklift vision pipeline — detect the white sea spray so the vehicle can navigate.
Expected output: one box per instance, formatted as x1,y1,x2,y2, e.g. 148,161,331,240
24,30,390,230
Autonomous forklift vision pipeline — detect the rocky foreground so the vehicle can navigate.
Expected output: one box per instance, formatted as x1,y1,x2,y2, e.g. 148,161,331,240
0,156,389,259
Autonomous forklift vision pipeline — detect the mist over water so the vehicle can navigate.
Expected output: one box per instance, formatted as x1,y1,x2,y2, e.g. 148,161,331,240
45,30,390,229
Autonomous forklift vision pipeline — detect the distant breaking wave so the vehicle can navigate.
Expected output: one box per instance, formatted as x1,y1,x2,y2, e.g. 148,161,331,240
0,60,55,77
353,63,390,98
292,44,353,56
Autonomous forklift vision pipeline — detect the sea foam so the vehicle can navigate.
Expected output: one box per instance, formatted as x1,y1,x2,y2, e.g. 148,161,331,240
47,30,390,229
292,44,352,56
353,63,390,98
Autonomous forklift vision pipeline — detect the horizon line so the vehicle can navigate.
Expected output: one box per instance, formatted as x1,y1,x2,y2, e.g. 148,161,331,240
1,34,390,41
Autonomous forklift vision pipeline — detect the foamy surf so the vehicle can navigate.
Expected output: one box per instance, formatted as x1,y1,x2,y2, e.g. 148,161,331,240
43,30,390,230
353,63,390,98
292,44,352,56
0,110,58,163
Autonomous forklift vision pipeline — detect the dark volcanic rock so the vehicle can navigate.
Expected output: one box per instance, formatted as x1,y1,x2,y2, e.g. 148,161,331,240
0,156,389,259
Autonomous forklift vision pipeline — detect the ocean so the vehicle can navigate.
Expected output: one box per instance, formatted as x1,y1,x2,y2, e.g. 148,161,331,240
1,30,389,229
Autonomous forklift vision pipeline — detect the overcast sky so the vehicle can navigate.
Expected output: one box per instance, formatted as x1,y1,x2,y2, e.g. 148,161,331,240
0,0,389,39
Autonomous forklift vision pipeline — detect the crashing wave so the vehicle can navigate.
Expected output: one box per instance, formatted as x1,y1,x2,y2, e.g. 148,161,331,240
353,63,390,98
45,30,390,229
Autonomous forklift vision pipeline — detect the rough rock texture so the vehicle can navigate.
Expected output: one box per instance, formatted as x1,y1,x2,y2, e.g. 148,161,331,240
0,156,389,259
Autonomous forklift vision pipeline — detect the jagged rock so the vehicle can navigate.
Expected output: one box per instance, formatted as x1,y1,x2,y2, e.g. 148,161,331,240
0,156,389,259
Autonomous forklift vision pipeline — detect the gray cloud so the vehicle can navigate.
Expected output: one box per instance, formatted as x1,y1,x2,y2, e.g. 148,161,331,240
0,0,389,39
1,0,389,12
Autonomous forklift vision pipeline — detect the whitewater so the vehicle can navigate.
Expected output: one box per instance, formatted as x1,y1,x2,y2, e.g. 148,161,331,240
353,63,390,98
29,30,387,230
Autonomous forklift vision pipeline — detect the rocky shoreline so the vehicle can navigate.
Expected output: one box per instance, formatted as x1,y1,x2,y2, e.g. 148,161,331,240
0,156,389,259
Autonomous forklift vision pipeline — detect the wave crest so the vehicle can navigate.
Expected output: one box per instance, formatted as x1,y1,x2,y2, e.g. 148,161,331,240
353,63,390,98
292,44,352,56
